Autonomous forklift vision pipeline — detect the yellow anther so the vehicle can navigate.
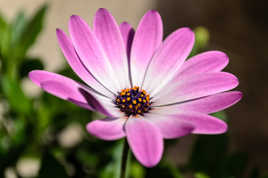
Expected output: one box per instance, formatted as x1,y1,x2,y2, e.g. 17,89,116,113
115,87,151,116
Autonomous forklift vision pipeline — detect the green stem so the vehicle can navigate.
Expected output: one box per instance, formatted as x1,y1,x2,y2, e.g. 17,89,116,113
120,139,130,178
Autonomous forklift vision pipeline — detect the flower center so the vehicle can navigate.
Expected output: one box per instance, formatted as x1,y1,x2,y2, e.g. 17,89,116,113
114,86,152,117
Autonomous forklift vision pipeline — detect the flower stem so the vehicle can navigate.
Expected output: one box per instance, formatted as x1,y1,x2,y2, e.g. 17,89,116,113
120,139,130,178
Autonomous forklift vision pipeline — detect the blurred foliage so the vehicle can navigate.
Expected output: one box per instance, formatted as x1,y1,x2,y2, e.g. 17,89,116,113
0,4,267,178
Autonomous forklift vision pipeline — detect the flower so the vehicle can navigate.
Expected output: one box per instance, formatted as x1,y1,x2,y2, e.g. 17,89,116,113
29,8,242,167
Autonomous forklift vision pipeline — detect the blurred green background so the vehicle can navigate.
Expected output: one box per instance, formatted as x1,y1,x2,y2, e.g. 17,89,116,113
0,0,267,178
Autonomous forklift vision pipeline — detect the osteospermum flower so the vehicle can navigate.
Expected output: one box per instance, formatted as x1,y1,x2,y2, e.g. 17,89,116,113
29,8,242,167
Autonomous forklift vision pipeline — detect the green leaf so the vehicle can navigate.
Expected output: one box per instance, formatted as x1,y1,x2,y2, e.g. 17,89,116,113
0,12,11,58
0,133,10,155
11,11,27,46
194,27,210,49
10,118,27,145
211,111,228,122
35,102,53,139
189,26,210,57
130,162,145,178
195,172,210,178
1,75,31,114
38,152,68,178
11,5,48,60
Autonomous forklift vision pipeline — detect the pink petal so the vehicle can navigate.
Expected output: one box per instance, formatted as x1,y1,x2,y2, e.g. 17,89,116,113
145,114,194,139
174,112,228,134
93,8,130,89
86,118,126,140
154,72,239,105
130,10,163,87
69,15,120,93
150,110,227,134
143,28,195,96
29,70,111,116
126,118,163,167
119,22,134,59
159,91,242,114
177,51,229,78
56,28,113,98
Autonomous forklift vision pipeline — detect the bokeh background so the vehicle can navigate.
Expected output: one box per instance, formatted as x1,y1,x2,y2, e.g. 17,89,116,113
0,0,267,178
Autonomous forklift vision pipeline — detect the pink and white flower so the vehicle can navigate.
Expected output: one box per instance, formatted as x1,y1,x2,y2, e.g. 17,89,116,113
29,8,242,167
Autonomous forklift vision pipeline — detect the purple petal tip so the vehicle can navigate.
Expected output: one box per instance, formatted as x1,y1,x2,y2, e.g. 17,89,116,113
121,21,129,25
70,15,79,20
28,70,42,87
147,9,160,15
96,8,110,16
56,28,62,35
28,70,38,79
98,8,108,12
144,10,161,20
184,27,194,34
236,91,243,100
